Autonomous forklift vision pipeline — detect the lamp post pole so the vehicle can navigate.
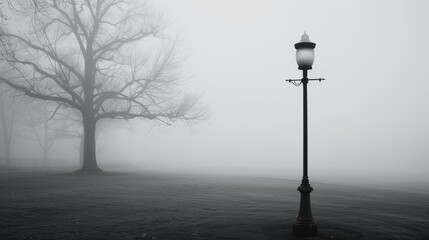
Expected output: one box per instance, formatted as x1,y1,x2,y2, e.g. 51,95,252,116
286,32,324,237
303,69,308,181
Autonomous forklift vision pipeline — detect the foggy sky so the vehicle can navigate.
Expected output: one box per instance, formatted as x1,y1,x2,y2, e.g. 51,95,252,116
10,0,429,185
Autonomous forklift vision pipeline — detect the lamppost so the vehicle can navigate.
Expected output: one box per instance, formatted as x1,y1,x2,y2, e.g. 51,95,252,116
286,32,324,237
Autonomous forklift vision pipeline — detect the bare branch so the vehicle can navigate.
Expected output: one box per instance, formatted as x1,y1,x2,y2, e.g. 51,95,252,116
1,33,85,82
0,76,81,110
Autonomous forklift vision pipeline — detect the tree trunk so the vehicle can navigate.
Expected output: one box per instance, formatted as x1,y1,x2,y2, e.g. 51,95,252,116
77,42,100,173
43,147,49,167
43,121,49,167
79,115,101,172
0,99,11,168
4,139,11,167
79,135,84,168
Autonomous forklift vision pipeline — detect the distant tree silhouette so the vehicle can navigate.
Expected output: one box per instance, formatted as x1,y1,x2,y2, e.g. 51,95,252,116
0,88,18,167
0,0,206,172
24,103,77,166
0,2,6,24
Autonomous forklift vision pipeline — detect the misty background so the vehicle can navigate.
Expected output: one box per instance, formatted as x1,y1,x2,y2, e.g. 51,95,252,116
1,0,428,186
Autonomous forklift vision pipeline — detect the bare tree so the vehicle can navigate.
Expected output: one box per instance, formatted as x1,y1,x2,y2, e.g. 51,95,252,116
25,103,77,166
0,87,17,167
0,0,206,172
0,2,6,24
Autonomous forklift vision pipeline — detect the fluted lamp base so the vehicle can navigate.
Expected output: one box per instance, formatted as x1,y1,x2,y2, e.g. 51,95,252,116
293,179,318,237
293,222,318,237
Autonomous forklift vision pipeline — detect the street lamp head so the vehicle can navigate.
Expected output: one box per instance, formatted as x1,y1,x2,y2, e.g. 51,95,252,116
294,32,316,70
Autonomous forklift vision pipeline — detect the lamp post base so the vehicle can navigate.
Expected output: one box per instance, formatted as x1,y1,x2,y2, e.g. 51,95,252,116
293,179,318,237
293,222,318,237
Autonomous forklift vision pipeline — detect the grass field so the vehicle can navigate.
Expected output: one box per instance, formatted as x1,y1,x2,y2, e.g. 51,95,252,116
1,170,428,239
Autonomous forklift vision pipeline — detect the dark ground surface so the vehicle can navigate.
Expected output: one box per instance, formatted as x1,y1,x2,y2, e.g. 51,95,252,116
1,170,428,240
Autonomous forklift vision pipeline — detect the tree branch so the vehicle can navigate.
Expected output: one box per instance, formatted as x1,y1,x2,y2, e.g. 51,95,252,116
0,76,81,110
1,33,85,83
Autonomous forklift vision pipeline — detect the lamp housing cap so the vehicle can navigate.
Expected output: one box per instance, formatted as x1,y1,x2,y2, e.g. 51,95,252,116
294,42,316,50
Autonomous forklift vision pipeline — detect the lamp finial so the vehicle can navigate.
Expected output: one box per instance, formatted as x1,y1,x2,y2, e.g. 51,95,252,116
300,32,310,42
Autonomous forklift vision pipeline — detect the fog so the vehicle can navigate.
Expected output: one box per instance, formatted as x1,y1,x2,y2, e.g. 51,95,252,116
2,0,429,186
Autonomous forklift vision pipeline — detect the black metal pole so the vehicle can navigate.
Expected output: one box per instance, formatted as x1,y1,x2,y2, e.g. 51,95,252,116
303,69,308,180
293,69,318,237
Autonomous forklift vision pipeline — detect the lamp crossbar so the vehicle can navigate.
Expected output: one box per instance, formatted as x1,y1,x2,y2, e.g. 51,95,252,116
285,78,325,83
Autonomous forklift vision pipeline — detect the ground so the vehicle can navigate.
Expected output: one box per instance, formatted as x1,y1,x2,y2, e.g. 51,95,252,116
0,170,428,240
